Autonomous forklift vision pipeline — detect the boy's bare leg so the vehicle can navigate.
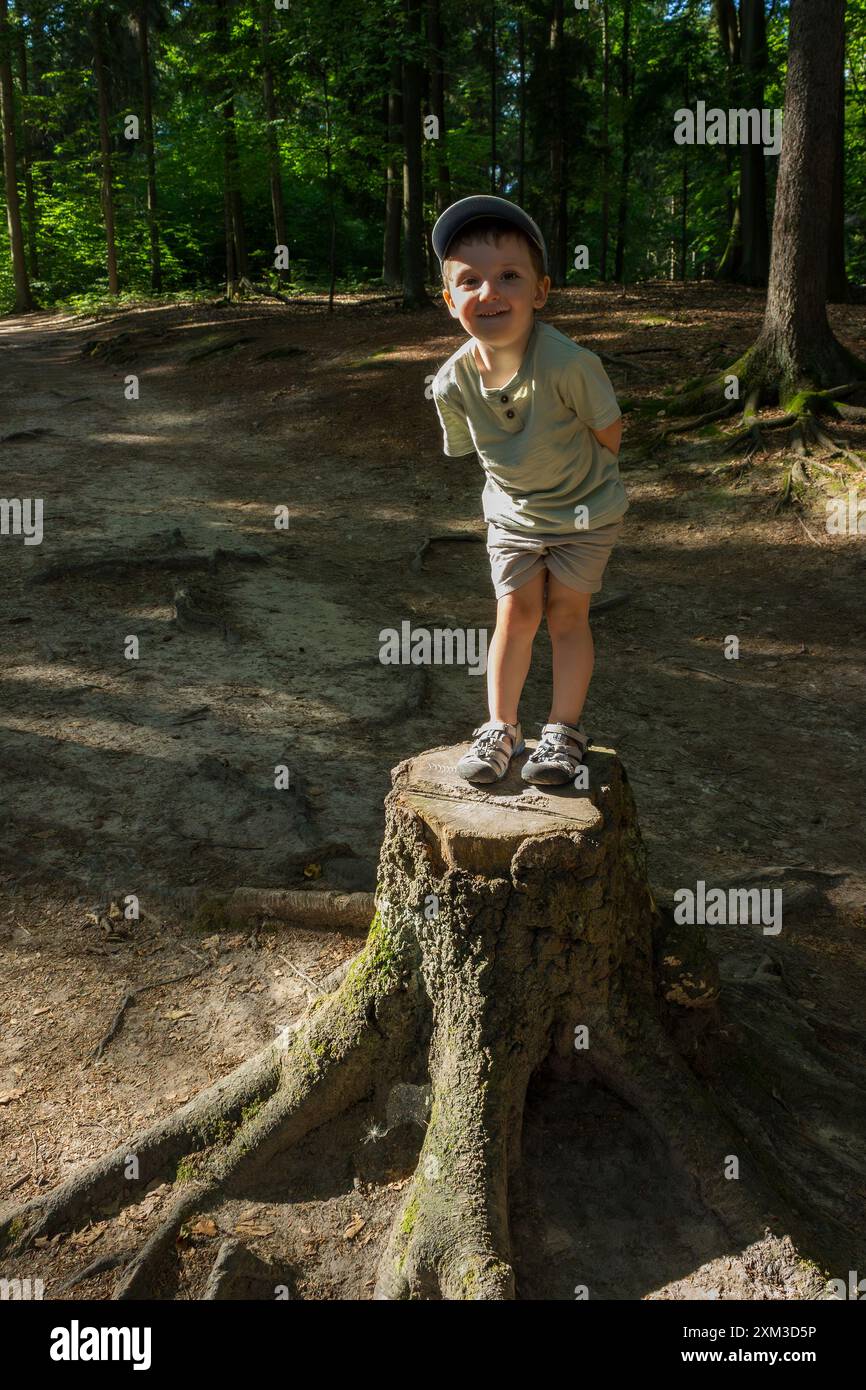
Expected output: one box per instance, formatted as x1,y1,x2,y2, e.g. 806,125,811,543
487,570,546,726
544,576,594,726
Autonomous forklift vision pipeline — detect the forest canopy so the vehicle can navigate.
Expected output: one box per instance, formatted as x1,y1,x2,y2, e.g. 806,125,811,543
3,0,865,313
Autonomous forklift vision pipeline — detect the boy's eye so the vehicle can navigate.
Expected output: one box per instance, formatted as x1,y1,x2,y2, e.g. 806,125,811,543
462,271,519,287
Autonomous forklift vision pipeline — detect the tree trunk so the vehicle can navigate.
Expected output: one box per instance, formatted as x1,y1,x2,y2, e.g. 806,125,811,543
613,0,631,284
748,0,857,398
489,0,497,194
321,67,337,312
261,0,287,284
15,11,38,279
382,59,403,289
0,742,860,1298
0,0,33,309
517,16,526,209
600,0,610,281
215,0,247,299
427,0,450,222
401,0,431,308
547,0,567,287
91,9,119,295
826,30,851,302
737,0,770,286
137,7,161,293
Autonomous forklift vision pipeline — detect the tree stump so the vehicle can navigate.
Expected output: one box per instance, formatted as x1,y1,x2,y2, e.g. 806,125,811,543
2,740,860,1299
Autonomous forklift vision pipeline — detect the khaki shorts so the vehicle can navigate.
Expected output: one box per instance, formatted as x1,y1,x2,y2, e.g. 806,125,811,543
487,517,624,600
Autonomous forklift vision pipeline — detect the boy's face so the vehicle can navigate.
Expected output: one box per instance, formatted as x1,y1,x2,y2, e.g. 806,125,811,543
441,232,550,347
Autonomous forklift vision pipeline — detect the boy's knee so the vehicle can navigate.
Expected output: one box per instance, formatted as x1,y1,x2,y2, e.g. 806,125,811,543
545,593,591,636
498,587,542,633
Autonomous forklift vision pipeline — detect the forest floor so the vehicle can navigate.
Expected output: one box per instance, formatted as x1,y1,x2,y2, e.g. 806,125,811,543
0,280,864,1299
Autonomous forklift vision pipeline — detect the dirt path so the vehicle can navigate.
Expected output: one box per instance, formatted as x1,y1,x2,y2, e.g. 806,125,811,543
1,285,864,1298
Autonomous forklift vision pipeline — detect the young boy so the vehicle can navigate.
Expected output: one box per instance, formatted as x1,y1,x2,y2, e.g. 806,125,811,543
430,195,627,785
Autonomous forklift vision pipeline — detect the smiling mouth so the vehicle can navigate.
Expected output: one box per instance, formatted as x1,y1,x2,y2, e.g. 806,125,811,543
477,308,510,318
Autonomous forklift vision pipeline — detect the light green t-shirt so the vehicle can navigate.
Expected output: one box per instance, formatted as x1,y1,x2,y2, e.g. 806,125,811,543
431,318,628,538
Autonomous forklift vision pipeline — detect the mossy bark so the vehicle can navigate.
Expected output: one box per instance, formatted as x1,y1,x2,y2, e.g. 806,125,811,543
1,746,859,1298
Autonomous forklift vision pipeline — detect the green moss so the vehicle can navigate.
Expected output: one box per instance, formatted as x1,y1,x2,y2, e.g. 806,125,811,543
400,1195,420,1237
2,1216,24,1251
174,1155,199,1185
240,1099,263,1125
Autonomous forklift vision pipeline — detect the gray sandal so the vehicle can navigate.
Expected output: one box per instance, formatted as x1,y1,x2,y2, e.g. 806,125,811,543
521,722,588,785
457,719,525,783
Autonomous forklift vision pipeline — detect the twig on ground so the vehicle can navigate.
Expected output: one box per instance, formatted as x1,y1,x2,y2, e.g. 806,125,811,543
93,966,207,1061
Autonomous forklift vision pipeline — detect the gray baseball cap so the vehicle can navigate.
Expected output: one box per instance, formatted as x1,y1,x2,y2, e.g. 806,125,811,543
432,195,548,277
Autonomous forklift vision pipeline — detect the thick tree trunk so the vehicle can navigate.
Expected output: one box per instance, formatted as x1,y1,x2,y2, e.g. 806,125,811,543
749,0,856,399
401,0,431,308
827,38,851,303
137,8,161,293
0,0,34,310
1,741,861,1298
717,0,770,286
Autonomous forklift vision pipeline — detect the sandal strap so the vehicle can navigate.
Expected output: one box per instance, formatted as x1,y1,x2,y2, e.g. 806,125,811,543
527,722,588,768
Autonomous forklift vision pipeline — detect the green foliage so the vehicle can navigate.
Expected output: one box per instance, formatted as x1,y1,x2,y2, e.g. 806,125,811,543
4,1,865,311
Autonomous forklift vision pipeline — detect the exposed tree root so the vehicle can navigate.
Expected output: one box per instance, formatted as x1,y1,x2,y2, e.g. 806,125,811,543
2,749,862,1299
28,529,266,586
136,885,377,933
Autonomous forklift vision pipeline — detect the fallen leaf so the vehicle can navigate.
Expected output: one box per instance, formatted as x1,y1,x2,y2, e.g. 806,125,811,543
69,1227,103,1248
343,1215,366,1240
0,1089,24,1104
162,1010,192,1021
234,1222,273,1238
32,1007,52,1017
189,1217,218,1237
303,862,322,879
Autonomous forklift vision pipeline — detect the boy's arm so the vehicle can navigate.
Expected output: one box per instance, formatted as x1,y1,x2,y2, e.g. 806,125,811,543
432,383,475,457
559,349,622,454
590,417,623,457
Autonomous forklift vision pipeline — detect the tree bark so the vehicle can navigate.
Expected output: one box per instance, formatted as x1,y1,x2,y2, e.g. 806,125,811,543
215,0,247,300
401,0,431,308
737,0,770,286
489,0,497,194
547,0,567,287
0,741,860,1298
613,0,632,284
517,15,526,209
0,0,34,309
90,8,119,295
137,7,161,293
382,58,403,289
600,0,611,280
261,0,287,284
427,0,450,222
826,30,851,302
748,0,856,397
15,9,38,279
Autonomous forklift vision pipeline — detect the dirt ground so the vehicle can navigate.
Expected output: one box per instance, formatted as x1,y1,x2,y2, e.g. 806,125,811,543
0,281,864,1299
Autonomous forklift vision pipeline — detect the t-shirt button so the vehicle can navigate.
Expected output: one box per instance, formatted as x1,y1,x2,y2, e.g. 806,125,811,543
500,394,509,403
505,409,515,418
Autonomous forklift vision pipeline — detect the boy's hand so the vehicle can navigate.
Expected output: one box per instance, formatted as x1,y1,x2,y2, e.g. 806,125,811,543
590,417,623,457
